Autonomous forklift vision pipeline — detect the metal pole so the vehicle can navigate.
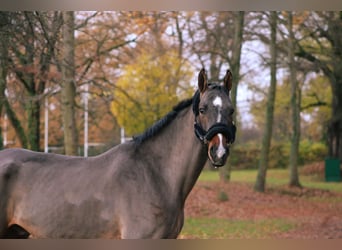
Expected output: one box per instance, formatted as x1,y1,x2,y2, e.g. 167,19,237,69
44,95,49,153
84,83,89,157
3,113,8,147
3,89,8,147
120,127,125,144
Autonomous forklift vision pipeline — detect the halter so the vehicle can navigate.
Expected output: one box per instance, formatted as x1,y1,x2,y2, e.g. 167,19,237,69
194,121,236,145
192,90,236,145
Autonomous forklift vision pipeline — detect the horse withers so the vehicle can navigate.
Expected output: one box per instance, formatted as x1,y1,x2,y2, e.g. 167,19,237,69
0,68,236,239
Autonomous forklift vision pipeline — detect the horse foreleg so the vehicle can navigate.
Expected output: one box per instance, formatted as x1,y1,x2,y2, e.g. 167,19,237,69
0,211,7,238
2,224,30,239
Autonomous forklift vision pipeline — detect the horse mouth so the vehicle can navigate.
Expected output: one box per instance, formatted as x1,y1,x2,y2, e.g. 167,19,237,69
208,144,230,168
203,124,234,168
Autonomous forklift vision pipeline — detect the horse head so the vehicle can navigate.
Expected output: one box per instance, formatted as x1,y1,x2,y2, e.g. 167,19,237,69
193,68,236,167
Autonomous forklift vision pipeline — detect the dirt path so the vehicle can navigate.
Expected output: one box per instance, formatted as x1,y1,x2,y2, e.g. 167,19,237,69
183,181,342,238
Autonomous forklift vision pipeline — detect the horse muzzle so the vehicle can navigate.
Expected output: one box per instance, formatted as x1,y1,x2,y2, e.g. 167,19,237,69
208,133,230,167
194,122,236,167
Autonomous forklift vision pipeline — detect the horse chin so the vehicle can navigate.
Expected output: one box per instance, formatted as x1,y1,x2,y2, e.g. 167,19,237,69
208,154,228,168
210,161,225,168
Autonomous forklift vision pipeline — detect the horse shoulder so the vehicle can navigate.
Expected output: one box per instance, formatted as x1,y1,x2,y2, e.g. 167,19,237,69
0,150,23,204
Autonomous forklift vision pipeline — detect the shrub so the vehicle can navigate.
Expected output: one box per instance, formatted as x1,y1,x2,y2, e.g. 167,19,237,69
217,190,229,202
298,140,328,164
231,140,328,169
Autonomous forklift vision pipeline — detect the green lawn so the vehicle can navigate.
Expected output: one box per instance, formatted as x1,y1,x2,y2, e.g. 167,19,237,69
180,217,295,239
198,168,342,193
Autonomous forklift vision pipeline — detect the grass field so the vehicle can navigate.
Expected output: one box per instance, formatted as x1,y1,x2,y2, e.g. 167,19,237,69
180,168,342,239
180,218,295,239
199,168,342,193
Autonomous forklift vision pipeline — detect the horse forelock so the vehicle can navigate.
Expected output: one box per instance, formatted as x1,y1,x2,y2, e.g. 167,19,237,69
192,83,227,115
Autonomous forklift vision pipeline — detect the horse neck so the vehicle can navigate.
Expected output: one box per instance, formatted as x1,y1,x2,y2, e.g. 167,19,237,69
141,106,208,203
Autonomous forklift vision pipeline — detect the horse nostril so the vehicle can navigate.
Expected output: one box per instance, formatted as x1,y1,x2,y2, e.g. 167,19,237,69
210,146,216,156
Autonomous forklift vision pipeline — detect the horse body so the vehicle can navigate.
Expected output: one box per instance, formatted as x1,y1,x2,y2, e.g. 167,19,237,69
0,68,236,238
0,107,206,238
1,148,122,238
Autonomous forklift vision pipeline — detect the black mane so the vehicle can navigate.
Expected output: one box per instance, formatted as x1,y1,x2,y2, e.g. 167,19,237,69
133,97,194,144
132,84,224,144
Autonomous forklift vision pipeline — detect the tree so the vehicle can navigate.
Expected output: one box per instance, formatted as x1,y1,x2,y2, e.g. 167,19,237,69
185,11,245,181
0,12,9,149
72,12,142,147
301,75,331,141
221,11,245,181
111,50,193,136
287,11,302,187
254,11,278,193
61,11,78,155
295,11,342,160
3,12,62,151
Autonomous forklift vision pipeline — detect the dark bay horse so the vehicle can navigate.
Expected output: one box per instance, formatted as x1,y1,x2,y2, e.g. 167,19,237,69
0,69,236,239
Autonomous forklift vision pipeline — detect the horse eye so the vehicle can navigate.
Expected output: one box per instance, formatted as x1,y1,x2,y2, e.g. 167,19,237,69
199,107,206,114
229,108,235,115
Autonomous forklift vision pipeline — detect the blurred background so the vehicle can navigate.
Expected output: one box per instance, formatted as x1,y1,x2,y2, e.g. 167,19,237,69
0,11,341,184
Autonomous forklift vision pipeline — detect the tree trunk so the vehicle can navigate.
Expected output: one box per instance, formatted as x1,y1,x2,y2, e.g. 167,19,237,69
254,11,277,192
0,66,5,150
26,96,41,151
288,11,302,188
0,13,8,149
4,100,28,148
0,12,28,149
61,11,78,155
327,13,342,160
328,75,342,159
0,70,4,150
220,11,245,182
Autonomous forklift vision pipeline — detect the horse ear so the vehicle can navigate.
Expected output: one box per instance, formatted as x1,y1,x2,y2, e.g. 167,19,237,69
198,68,208,93
223,69,233,92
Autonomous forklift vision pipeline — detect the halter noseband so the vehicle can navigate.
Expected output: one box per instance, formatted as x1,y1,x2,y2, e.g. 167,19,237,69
192,90,236,145
194,122,236,145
